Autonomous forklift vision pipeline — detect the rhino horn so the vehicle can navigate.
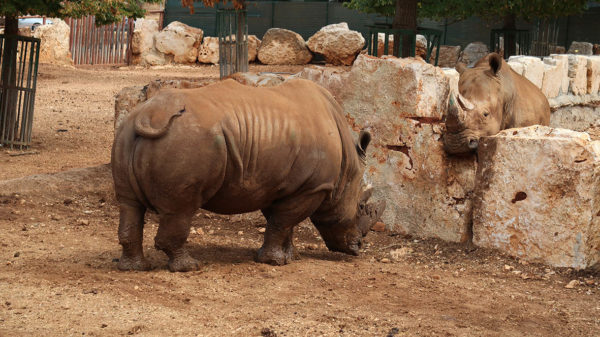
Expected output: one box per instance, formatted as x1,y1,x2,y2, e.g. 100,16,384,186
446,95,466,133
359,184,373,204
457,92,474,111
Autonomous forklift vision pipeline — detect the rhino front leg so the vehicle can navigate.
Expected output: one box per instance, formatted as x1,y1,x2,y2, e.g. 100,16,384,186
154,213,199,272
117,203,151,271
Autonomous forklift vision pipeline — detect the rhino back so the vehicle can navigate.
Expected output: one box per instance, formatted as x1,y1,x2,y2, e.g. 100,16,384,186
132,79,345,214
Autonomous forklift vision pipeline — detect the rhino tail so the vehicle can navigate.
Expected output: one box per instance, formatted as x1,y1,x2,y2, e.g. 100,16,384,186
133,94,186,139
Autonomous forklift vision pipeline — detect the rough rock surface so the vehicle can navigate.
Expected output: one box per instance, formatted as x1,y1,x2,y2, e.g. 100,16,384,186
415,34,427,59
340,55,450,121
292,66,350,102
568,41,594,55
197,37,219,64
32,19,72,66
473,126,600,269
550,105,600,132
131,19,165,66
155,21,203,63
459,42,488,67
306,22,364,65
594,44,600,55
443,68,459,97
430,45,461,68
257,28,312,65
568,55,589,95
507,56,544,88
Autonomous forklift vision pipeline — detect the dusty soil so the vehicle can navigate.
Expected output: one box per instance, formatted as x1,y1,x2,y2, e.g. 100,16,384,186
1,64,600,337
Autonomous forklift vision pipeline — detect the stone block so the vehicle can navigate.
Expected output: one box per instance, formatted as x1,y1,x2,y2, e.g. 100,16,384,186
197,36,219,64
550,105,600,132
507,61,524,76
507,56,544,88
258,28,312,65
567,55,588,95
32,18,72,66
443,68,459,97
541,56,568,98
291,66,350,102
459,42,488,67
155,21,203,64
430,45,461,68
340,55,450,128
473,125,600,269
587,56,600,94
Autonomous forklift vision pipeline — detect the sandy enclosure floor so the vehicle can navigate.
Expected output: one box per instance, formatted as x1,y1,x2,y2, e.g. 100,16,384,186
0,63,599,336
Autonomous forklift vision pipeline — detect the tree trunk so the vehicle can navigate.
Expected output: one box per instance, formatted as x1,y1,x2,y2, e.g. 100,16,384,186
392,0,417,57
502,14,517,58
0,16,19,144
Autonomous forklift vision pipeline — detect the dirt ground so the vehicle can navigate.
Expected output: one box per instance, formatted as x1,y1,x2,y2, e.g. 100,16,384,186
1,64,600,337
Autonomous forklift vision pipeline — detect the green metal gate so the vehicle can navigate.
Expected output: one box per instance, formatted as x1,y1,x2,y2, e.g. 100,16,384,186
0,35,40,149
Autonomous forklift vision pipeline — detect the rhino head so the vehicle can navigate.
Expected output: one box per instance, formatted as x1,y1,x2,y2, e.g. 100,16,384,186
443,53,505,154
311,131,386,256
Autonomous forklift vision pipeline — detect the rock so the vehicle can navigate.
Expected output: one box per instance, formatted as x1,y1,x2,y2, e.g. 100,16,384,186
554,46,566,54
507,56,544,89
291,65,350,102
248,35,261,62
567,55,588,95
258,227,266,233
541,56,569,98
549,54,572,95
415,34,427,59
443,68,459,97
114,86,147,131
565,280,580,289
341,55,449,121
131,19,165,66
225,72,285,87
507,61,525,75
430,45,461,68
197,37,219,64
390,247,413,260
473,126,600,269
594,44,600,55
550,105,600,132
568,41,593,55
306,22,365,65
155,21,203,63
32,19,72,66
380,258,391,263
371,222,386,232
587,56,600,94
373,33,394,56
459,42,488,67
257,28,312,65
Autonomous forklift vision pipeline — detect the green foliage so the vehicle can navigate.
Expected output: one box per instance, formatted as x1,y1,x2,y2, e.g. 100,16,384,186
0,0,162,24
344,0,594,22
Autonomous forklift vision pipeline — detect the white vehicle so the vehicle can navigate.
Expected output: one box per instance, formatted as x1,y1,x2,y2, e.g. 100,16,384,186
18,18,53,31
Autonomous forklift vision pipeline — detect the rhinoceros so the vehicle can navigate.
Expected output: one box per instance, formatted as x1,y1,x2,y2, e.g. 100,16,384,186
443,53,550,154
111,78,385,272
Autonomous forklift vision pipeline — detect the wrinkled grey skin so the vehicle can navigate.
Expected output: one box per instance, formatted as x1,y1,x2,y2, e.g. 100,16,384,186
443,53,550,154
112,79,385,272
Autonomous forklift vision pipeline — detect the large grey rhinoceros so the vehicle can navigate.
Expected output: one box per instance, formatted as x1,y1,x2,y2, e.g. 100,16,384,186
443,53,551,154
111,78,385,272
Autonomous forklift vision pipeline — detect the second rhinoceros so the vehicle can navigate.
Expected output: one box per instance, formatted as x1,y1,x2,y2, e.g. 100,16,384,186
111,78,385,272
443,53,551,154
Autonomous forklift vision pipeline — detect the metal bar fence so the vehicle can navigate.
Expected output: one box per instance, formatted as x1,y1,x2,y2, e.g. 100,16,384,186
0,35,40,149
217,9,248,79
64,16,133,65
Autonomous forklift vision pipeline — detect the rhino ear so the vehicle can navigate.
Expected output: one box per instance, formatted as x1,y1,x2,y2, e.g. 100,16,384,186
456,62,467,74
357,130,371,158
489,53,502,75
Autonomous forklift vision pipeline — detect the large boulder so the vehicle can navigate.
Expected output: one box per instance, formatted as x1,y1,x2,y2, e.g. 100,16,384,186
415,34,427,59
540,55,569,98
567,54,589,95
292,66,350,102
257,28,312,65
430,45,461,68
473,126,600,269
155,21,203,63
197,36,219,64
307,22,364,65
459,42,488,67
32,19,72,66
568,41,594,55
131,19,165,66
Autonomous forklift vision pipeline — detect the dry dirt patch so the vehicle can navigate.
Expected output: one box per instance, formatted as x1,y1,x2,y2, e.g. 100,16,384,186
0,63,599,336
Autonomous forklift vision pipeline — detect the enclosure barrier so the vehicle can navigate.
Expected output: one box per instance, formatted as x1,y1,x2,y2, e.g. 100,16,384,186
366,25,441,66
0,35,40,149
65,16,134,65
490,29,531,58
217,9,248,79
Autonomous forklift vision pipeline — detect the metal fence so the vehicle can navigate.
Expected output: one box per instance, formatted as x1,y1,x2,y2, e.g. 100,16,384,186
217,9,248,78
0,35,40,149
64,16,134,65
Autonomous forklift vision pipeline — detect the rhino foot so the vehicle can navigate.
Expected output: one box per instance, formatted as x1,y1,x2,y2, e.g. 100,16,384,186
167,251,200,272
256,245,295,266
117,256,152,271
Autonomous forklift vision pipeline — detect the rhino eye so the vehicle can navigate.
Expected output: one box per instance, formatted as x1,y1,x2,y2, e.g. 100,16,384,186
483,111,490,117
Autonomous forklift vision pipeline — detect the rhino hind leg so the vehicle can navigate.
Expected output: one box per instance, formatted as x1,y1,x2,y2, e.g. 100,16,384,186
154,213,199,272
117,203,152,271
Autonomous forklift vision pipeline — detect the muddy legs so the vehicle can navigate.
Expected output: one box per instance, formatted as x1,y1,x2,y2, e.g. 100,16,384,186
154,213,199,272
257,224,296,266
117,204,151,271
